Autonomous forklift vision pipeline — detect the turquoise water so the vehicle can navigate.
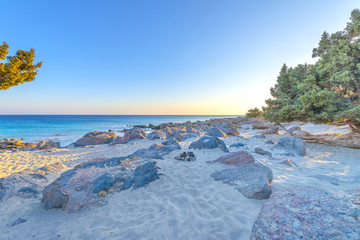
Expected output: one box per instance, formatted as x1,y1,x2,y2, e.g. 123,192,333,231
0,115,237,146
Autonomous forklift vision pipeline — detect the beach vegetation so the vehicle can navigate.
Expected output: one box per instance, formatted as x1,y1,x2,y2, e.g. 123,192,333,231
263,9,360,131
0,42,42,90
245,107,263,118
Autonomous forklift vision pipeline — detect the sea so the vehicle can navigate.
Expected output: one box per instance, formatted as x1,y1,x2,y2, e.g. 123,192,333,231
0,115,238,146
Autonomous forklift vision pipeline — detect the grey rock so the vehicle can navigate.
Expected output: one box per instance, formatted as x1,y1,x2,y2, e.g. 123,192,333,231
264,140,274,144
130,143,179,160
11,218,26,227
171,131,198,142
275,137,306,156
279,159,298,167
211,162,273,200
41,158,159,213
252,134,265,139
207,128,227,138
255,147,272,157
17,187,39,198
261,127,279,135
147,130,166,140
189,136,229,152
230,142,245,148
288,126,301,133
37,140,60,150
161,138,181,150
73,131,116,147
210,151,255,166
175,152,196,161
251,186,360,239
110,136,128,145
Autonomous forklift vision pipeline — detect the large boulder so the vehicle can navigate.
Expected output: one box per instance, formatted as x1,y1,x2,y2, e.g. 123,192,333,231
209,151,255,166
147,130,166,140
252,123,275,129
207,128,227,138
189,136,229,152
73,131,116,147
275,137,306,156
37,140,60,150
124,128,146,140
41,158,159,213
129,141,181,160
211,162,273,200
251,186,360,239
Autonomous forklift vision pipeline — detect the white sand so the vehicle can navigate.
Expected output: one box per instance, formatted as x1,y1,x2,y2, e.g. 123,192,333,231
1,126,359,239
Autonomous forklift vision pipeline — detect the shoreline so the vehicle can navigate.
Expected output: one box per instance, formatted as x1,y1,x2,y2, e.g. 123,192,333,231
0,116,359,239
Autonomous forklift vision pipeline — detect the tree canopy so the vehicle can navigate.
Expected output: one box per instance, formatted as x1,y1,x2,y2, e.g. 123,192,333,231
0,42,42,90
262,9,360,130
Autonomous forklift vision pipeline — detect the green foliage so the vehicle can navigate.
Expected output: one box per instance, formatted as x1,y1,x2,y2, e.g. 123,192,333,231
245,107,263,118
0,42,42,90
264,9,360,129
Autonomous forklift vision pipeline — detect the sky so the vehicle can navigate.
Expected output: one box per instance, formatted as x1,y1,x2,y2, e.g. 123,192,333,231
0,0,359,115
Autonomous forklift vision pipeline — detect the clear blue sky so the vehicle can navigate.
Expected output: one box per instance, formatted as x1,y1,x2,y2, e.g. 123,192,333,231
0,0,359,114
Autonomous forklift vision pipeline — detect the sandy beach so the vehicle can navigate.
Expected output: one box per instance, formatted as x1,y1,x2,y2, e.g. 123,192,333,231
1,119,359,239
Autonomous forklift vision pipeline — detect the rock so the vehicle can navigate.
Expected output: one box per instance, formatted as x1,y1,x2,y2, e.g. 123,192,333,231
17,187,39,198
73,131,116,147
161,138,181,150
147,130,166,140
264,140,274,144
129,143,179,160
252,123,275,129
189,136,229,152
252,134,265,139
207,128,227,138
124,128,147,140
251,186,360,239
225,127,241,136
261,127,279,135
210,151,255,166
292,129,311,137
171,131,198,142
288,126,301,133
211,162,273,200
36,140,60,150
4,138,23,146
275,137,306,156
11,218,26,227
255,147,272,157
110,136,128,145
174,152,196,161
41,158,159,213
230,142,245,148
39,161,66,173
279,159,298,167
133,124,148,128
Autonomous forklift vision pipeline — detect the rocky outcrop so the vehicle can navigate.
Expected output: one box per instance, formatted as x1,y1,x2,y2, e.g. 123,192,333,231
189,136,229,152
73,131,116,147
251,186,360,239
37,140,60,150
41,158,159,213
210,151,255,166
275,137,306,156
211,162,273,200
124,128,146,140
